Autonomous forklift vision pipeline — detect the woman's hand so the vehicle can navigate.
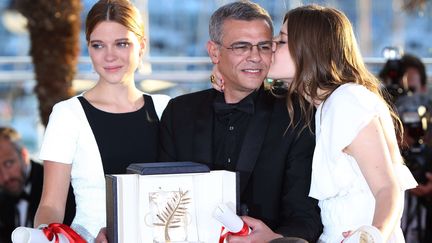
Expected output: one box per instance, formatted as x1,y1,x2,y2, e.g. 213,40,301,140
341,230,353,242
95,227,108,243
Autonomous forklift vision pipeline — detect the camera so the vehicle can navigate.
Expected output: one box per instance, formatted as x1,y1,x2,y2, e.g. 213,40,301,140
379,47,407,101
379,47,432,184
396,95,431,184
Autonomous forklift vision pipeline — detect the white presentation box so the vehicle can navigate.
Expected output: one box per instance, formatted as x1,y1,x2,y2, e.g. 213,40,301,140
106,162,238,243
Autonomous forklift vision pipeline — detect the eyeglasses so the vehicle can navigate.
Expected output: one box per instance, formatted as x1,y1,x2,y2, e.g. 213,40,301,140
218,41,276,56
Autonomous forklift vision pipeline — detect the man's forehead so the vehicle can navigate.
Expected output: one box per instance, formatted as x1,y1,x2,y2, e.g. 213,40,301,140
0,139,13,149
222,18,271,29
221,19,272,42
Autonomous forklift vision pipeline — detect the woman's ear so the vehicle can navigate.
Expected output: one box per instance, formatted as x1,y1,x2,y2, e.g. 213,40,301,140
207,40,220,64
139,37,147,57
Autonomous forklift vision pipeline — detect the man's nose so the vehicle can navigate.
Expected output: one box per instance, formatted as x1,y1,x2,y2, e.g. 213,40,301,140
247,46,263,62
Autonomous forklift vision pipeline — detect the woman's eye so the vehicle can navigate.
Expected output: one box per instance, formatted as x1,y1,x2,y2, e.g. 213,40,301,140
117,42,130,48
91,43,103,49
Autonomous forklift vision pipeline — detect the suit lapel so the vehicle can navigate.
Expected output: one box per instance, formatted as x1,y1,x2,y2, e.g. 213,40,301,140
236,89,273,192
192,91,216,165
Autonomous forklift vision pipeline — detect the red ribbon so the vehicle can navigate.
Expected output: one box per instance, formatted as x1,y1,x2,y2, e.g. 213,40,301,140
219,223,250,243
42,223,86,243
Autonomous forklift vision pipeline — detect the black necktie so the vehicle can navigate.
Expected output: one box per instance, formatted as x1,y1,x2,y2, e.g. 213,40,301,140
213,99,254,115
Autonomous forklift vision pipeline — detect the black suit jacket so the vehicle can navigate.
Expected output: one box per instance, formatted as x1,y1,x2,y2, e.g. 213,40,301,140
0,160,76,243
158,87,322,242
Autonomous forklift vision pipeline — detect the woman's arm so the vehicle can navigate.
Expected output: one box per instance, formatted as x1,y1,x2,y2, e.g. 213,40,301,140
34,160,72,227
344,117,402,241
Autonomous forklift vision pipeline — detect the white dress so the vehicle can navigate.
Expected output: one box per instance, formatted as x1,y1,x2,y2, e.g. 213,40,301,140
309,83,417,243
39,94,170,242
39,96,105,242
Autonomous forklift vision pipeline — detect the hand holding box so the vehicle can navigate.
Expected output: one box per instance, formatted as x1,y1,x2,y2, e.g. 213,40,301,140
343,226,383,243
11,224,85,243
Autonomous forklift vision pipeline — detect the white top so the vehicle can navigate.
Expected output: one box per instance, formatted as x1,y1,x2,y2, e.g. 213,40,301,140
39,94,170,242
309,83,417,243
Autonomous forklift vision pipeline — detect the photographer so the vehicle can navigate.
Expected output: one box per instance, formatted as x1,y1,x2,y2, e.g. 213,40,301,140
380,52,432,243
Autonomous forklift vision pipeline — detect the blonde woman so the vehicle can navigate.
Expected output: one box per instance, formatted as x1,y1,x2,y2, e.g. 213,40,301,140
34,0,167,241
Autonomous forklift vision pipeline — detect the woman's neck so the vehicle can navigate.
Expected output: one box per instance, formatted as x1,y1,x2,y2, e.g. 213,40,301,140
84,82,144,112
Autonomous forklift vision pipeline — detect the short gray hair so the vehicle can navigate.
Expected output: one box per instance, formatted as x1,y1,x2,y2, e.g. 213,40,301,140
209,1,273,43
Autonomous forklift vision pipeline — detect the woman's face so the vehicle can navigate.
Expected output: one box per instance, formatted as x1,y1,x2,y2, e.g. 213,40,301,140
88,21,144,85
267,21,295,83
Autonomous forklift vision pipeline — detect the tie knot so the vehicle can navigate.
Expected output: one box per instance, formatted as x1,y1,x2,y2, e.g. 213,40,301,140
213,100,254,115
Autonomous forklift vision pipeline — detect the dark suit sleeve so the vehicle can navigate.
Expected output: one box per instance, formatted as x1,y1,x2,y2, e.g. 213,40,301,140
276,126,323,242
0,195,15,243
158,99,177,162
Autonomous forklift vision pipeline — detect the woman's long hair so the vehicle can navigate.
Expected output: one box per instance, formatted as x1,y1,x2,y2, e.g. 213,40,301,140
283,4,402,138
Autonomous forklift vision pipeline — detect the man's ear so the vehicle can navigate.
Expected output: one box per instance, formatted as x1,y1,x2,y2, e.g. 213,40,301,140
20,147,30,166
207,40,220,64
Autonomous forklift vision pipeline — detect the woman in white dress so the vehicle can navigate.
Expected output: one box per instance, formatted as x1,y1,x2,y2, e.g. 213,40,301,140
267,4,417,243
33,0,169,242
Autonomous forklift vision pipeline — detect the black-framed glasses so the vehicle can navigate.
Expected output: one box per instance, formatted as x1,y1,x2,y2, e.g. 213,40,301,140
218,41,276,56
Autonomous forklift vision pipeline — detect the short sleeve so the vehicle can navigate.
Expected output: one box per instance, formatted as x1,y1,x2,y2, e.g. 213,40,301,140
309,84,385,199
320,85,382,162
39,98,81,164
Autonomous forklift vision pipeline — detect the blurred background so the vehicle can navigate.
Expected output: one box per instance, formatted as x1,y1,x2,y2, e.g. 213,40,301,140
0,0,431,154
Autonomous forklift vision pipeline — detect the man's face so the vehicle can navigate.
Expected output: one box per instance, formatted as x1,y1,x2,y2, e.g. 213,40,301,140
0,139,26,196
208,19,273,100
401,67,425,94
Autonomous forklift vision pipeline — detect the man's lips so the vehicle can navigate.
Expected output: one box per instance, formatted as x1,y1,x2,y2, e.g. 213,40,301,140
4,178,21,192
242,68,261,73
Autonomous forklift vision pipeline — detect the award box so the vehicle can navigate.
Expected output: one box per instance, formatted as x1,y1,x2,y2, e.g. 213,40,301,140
106,162,238,243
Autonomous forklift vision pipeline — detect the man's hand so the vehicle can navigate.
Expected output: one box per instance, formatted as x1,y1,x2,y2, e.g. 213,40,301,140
226,216,283,243
95,227,108,243
410,172,432,197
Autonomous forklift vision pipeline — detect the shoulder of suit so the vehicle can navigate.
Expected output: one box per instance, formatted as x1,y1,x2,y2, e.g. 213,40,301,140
170,89,214,103
30,160,43,171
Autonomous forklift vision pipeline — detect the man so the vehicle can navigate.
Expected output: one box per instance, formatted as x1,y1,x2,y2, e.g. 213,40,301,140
0,126,75,242
385,54,432,243
399,54,428,95
158,2,322,242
